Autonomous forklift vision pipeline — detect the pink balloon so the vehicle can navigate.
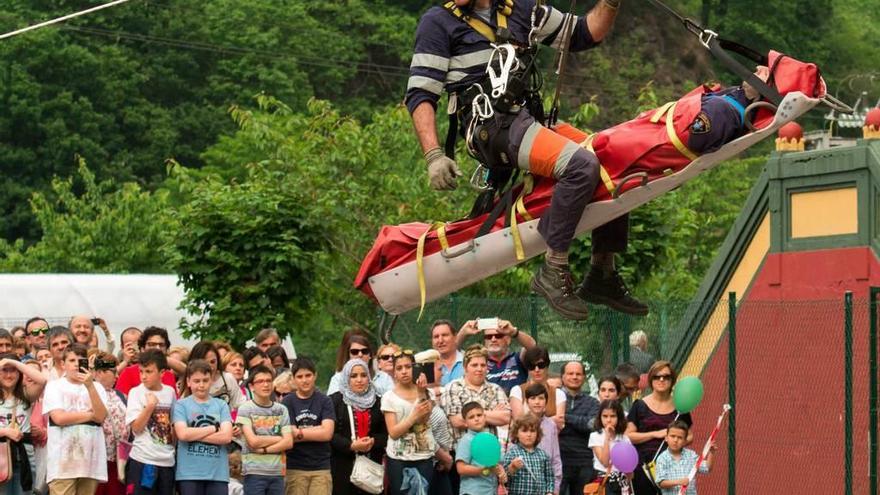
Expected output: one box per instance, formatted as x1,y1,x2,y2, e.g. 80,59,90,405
610,442,639,473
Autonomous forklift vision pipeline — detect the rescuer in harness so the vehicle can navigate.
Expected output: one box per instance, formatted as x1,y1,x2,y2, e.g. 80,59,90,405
405,0,647,320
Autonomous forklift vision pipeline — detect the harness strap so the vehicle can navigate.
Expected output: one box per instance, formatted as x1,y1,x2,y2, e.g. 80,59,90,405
653,101,700,161
443,1,511,42
416,222,451,319
510,174,534,260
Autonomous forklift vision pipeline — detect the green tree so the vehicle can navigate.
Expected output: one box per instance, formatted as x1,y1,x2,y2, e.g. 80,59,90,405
0,158,172,273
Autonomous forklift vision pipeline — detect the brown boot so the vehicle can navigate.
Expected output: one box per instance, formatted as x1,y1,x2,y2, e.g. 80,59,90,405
530,263,590,320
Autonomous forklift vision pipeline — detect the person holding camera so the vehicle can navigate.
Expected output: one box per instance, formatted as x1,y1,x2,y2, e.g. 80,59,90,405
90,351,128,495
69,315,115,354
455,318,536,395
43,343,110,494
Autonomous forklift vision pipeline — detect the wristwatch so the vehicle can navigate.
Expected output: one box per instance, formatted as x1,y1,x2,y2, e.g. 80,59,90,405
511,328,519,338
296,430,304,440
481,468,491,476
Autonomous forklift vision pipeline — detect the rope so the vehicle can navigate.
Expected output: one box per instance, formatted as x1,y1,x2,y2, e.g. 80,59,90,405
0,0,134,41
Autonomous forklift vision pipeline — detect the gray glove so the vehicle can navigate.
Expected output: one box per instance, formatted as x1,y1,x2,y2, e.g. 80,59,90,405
425,147,463,191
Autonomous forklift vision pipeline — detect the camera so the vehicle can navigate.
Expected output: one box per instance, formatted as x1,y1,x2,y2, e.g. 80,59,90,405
78,358,90,373
90,317,101,326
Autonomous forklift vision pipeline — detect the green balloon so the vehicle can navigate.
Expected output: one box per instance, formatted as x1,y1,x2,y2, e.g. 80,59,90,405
673,376,704,413
470,432,502,467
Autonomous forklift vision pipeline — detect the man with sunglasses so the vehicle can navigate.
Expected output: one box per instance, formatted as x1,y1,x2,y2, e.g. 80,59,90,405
456,318,536,395
25,316,51,355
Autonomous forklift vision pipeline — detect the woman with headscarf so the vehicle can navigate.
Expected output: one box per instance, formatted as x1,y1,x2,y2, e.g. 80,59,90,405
330,358,388,495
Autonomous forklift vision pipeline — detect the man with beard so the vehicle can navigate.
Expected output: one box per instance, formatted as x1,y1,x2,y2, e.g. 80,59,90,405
455,318,535,394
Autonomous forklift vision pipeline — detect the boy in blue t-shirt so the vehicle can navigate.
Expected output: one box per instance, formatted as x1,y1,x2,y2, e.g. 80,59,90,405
172,359,234,495
455,402,507,495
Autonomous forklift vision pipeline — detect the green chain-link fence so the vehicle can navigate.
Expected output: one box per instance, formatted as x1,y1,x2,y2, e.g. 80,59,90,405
379,292,880,494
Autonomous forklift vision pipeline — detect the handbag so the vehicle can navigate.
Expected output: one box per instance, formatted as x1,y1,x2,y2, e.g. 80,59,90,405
0,399,19,484
347,405,384,494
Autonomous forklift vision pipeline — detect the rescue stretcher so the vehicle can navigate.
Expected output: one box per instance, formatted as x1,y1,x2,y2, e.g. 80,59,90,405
356,90,825,315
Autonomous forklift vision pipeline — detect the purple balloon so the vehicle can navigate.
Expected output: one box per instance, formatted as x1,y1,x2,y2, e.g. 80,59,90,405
610,442,639,473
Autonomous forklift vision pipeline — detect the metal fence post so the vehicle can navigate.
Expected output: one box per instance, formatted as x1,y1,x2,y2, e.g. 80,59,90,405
845,291,854,495
449,294,457,327
529,293,539,342
727,292,736,495
870,287,879,495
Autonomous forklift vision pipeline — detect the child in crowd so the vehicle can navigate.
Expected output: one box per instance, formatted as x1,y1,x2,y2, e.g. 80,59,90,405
523,383,562,492
91,350,127,495
125,350,177,494
655,420,715,495
281,357,335,495
502,414,554,495
238,364,293,495
43,343,110,494
455,402,506,495
273,371,295,401
173,359,234,495
588,399,632,494
228,450,244,495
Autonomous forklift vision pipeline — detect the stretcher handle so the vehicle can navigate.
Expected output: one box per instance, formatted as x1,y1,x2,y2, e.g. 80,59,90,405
612,172,649,199
744,101,778,132
441,239,475,259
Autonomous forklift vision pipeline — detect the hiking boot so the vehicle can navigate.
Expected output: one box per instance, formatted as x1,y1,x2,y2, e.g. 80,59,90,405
578,267,649,316
530,264,590,320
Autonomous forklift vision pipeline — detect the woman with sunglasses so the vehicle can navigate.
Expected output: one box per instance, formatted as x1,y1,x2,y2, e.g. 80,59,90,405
625,360,693,495
327,333,375,395
330,358,388,495
373,343,398,396
509,346,566,428
383,349,435,494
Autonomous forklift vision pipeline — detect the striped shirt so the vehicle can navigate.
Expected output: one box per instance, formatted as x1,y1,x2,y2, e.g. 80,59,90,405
405,0,599,115
237,400,292,477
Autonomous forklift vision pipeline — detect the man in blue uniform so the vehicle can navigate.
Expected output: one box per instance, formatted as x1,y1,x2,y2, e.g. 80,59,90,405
688,65,770,153
405,0,649,320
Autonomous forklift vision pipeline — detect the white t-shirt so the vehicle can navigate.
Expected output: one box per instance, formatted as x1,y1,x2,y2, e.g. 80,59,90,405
380,390,435,461
210,372,245,410
588,430,633,473
125,384,177,467
510,384,566,408
43,378,109,482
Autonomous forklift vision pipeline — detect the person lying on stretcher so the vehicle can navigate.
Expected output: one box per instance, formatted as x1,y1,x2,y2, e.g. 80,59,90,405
552,64,775,204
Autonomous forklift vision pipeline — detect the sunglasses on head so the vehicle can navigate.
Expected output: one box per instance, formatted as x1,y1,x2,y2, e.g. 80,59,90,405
392,349,414,358
349,348,371,356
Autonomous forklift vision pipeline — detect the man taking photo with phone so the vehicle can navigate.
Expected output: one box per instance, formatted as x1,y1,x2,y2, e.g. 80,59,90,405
455,318,536,394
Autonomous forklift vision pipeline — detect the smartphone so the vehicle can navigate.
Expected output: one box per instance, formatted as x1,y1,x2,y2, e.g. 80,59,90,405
78,358,90,373
476,317,499,331
90,317,101,326
414,363,435,384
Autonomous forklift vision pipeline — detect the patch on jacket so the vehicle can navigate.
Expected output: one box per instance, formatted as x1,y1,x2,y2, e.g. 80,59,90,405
690,112,711,134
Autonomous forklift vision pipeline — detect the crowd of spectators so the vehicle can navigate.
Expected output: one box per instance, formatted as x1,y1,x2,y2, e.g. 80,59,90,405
0,316,709,495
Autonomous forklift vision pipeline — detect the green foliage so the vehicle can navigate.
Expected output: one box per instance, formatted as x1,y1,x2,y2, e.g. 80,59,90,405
165,158,329,351
0,158,172,273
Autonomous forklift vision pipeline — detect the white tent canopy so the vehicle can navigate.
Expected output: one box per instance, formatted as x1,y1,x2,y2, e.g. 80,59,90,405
0,273,193,346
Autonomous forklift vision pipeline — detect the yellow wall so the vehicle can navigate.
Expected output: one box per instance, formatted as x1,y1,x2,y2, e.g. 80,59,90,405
682,213,771,377
790,187,858,238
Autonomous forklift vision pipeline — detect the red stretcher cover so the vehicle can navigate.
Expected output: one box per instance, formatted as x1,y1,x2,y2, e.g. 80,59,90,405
355,51,824,302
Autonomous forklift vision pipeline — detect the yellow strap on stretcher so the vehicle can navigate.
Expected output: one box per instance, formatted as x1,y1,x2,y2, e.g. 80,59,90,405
579,134,617,196
652,101,700,161
510,175,534,261
416,222,450,320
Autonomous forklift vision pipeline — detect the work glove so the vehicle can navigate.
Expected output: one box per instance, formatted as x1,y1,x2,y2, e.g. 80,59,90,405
425,147,463,191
